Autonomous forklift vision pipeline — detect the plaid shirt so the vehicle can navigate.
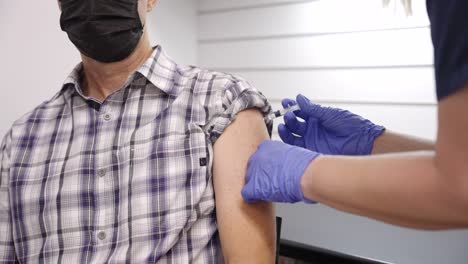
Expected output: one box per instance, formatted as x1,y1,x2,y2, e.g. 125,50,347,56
0,46,272,263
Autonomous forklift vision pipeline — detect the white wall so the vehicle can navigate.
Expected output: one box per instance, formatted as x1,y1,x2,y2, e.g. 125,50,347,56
198,0,468,263
0,1,79,139
0,0,197,139
149,0,198,65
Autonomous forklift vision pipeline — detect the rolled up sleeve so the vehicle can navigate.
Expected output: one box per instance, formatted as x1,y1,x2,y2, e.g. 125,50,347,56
205,76,273,144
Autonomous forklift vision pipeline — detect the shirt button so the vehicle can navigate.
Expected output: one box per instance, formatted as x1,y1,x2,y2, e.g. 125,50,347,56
103,113,112,121
97,231,107,240
97,169,107,178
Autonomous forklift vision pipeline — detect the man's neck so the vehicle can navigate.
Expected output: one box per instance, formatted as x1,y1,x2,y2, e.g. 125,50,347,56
81,32,153,102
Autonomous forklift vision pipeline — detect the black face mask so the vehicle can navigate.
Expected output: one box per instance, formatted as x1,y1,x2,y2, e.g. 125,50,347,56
60,0,144,63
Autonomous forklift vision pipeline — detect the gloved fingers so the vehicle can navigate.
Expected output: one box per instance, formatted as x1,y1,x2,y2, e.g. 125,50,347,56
290,94,315,120
258,140,272,149
282,98,304,120
296,94,324,120
278,124,305,148
243,153,262,203
290,110,309,121
241,181,258,203
246,140,272,179
284,112,307,135
282,98,297,109
296,94,312,107
246,146,261,181
303,198,317,204
278,124,294,144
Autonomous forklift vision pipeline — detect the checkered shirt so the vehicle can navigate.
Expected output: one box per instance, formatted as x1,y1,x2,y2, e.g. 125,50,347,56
0,46,272,263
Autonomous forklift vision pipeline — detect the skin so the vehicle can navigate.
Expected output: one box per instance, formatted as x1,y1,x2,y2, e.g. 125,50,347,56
372,131,434,154
301,84,468,230
213,109,276,263
59,0,276,261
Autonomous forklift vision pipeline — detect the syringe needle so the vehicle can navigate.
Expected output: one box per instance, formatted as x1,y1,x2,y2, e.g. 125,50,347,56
264,104,300,122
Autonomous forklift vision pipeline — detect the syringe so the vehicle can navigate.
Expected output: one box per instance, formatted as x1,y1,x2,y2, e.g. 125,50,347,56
264,104,300,122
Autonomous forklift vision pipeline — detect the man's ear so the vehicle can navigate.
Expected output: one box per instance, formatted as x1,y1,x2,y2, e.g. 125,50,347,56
147,0,157,12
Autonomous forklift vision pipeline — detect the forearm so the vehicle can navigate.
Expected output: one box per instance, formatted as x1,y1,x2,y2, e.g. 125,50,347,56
372,131,434,154
302,152,468,230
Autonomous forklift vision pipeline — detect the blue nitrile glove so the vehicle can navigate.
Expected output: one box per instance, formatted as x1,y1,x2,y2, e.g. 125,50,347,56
278,94,385,156
241,140,320,204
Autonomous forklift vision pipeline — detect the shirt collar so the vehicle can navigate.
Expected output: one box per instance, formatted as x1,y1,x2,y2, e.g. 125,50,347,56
53,45,177,100
50,63,83,101
136,45,177,95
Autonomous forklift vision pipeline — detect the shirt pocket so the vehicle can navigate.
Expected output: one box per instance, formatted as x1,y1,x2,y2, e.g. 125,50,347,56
117,127,213,232
120,128,209,175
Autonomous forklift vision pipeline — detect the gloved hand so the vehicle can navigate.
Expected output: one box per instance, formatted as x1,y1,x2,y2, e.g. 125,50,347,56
241,140,320,204
279,94,385,156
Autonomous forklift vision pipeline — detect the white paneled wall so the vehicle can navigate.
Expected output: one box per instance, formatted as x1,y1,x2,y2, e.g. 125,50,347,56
198,1,468,264
149,0,198,65
198,0,437,141
199,0,430,40
0,1,79,139
200,28,433,68
199,0,308,12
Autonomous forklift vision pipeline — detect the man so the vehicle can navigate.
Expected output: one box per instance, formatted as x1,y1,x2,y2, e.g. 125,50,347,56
242,0,468,230
0,0,276,263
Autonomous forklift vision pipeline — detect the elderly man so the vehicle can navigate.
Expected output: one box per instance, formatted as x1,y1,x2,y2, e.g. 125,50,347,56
0,0,276,263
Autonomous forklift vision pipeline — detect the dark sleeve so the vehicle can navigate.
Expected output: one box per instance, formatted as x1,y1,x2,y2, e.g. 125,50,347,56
427,0,468,100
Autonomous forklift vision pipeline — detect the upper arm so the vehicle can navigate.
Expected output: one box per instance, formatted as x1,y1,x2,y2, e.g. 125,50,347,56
0,132,16,263
430,0,468,200
435,85,468,200
212,109,276,263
